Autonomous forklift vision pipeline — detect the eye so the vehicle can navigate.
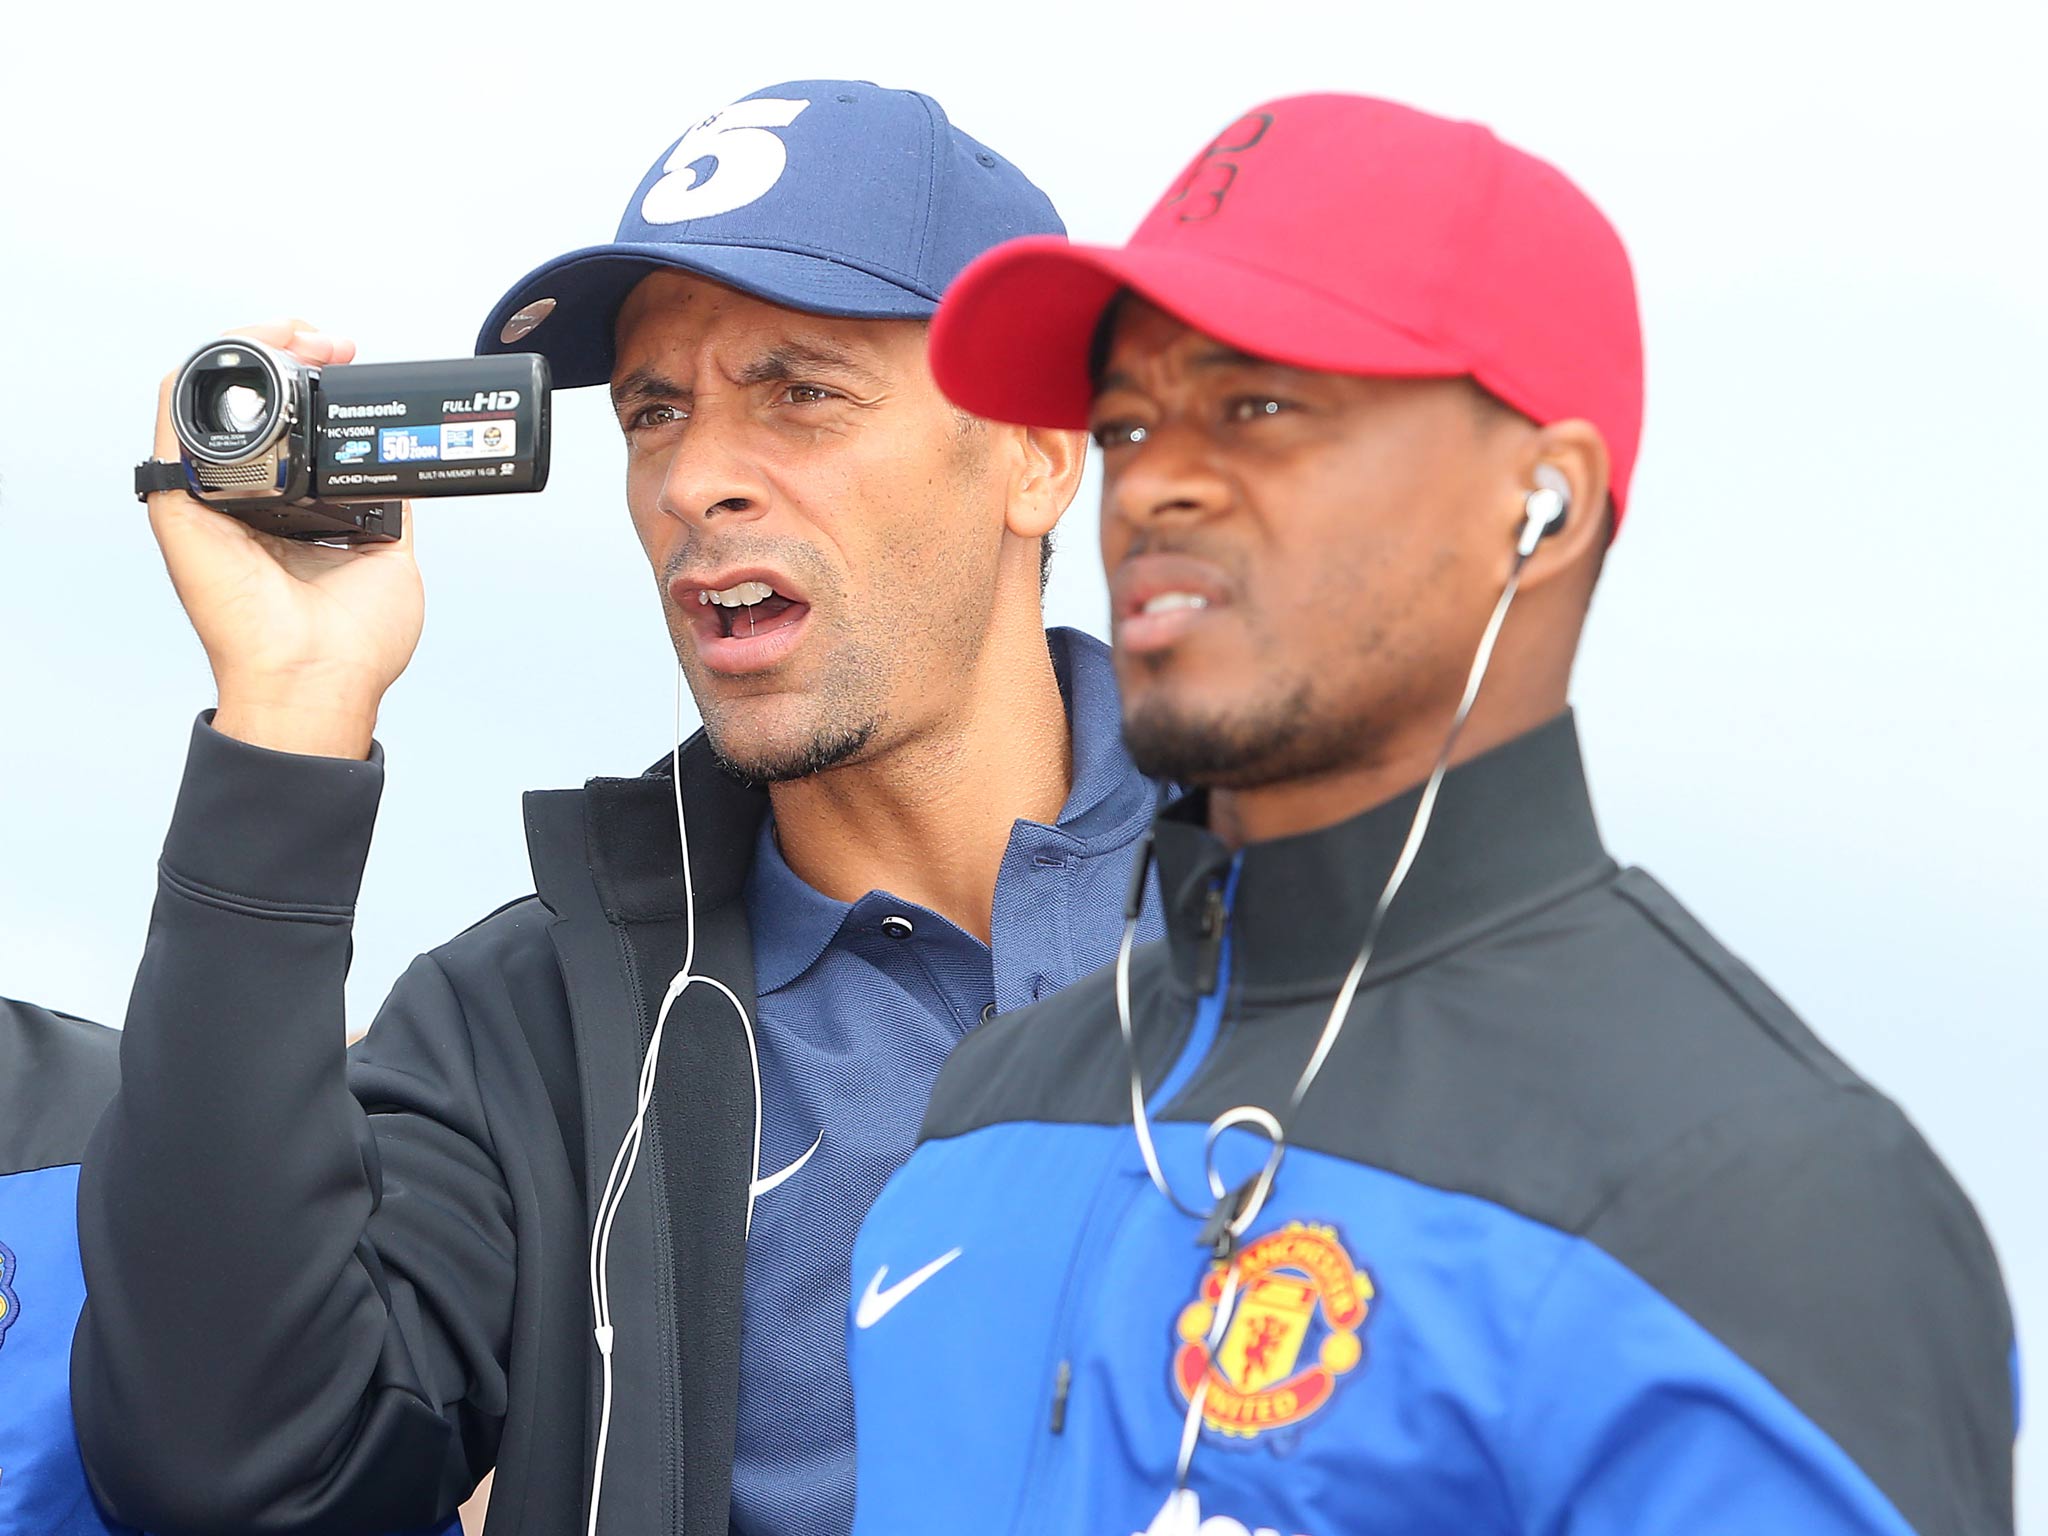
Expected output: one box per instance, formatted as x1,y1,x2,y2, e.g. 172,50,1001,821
780,384,837,406
627,401,686,431
1089,420,1150,450
1223,396,1293,423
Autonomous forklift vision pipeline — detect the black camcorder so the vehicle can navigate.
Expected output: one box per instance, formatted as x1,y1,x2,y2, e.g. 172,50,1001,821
152,339,552,543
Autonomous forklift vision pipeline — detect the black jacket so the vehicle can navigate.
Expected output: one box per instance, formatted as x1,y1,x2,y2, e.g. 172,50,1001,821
74,717,774,1536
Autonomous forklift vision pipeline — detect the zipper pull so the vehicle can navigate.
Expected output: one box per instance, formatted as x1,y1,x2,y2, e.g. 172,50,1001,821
1050,1358,1073,1434
1195,882,1227,995
1197,1175,1257,1262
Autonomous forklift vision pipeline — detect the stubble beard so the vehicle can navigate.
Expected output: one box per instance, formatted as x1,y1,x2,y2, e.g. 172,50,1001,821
709,713,879,786
674,628,887,786
1116,547,1434,792
657,539,892,786
1120,665,1400,792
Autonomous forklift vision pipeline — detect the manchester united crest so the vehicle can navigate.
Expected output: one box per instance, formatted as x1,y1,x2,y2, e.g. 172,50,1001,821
1172,1221,1373,1440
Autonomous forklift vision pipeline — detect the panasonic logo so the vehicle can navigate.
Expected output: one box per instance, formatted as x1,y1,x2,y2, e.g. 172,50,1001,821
444,390,521,414
327,400,408,420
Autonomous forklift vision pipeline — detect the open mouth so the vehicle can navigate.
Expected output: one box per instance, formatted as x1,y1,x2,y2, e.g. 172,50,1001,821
693,579,807,641
1110,553,1234,658
674,570,814,674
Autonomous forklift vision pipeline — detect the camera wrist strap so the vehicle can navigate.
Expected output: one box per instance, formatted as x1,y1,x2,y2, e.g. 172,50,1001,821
133,460,188,502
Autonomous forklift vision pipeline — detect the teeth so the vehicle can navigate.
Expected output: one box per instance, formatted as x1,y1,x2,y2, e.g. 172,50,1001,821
699,579,775,608
1141,592,1209,616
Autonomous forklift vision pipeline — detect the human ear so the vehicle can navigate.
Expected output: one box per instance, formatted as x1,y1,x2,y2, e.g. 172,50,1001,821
1003,425,1089,541
1515,419,1610,589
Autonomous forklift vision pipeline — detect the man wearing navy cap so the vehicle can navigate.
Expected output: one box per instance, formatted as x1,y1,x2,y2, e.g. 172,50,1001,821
848,95,2016,1534
75,82,1161,1536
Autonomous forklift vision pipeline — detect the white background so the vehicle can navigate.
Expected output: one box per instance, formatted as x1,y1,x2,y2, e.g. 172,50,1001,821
2,1,2040,1523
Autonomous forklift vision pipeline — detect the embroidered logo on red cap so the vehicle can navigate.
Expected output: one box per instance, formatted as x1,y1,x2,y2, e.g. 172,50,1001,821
1165,113,1275,223
929,94,1645,524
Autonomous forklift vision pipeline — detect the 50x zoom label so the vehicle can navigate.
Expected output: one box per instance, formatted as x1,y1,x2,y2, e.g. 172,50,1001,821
377,421,518,464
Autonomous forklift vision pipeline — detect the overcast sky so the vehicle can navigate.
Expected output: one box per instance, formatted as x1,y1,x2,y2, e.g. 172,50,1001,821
2,0,2040,1517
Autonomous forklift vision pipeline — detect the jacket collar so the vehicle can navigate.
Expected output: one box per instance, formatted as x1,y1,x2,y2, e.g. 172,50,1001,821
523,723,768,1536
1152,712,1613,995
529,730,768,926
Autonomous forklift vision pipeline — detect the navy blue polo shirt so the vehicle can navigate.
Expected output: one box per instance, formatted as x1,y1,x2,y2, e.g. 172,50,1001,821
729,628,1162,1536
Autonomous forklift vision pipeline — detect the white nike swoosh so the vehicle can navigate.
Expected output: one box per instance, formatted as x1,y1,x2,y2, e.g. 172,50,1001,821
855,1247,963,1329
751,1130,823,1201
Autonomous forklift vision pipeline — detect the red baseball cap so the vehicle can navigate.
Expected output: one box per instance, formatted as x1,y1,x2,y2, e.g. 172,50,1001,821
929,94,1645,525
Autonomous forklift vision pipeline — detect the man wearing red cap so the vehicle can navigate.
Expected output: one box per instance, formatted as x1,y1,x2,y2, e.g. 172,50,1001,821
846,96,2016,1535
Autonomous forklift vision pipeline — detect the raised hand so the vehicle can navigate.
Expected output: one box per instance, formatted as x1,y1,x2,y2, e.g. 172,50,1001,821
144,320,425,759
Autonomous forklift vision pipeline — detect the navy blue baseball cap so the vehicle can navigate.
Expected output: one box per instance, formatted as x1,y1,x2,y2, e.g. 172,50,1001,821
475,80,1065,389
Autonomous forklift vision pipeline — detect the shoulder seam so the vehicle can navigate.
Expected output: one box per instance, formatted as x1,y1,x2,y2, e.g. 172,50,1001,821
1570,1076,1864,1240
1608,875,1849,1085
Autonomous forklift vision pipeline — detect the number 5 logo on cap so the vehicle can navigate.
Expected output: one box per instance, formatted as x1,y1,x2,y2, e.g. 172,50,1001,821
641,98,811,224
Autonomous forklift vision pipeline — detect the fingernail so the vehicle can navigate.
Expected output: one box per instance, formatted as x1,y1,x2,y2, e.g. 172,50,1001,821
292,329,336,350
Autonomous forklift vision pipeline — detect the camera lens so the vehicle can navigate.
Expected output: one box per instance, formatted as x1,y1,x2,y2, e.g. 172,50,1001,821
200,370,273,435
172,340,293,464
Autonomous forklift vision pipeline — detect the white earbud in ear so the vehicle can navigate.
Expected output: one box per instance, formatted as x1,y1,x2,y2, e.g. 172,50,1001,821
1517,464,1573,557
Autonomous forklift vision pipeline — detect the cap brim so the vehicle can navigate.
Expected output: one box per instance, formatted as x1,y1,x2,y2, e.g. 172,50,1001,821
929,237,1467,428
475,242,940,388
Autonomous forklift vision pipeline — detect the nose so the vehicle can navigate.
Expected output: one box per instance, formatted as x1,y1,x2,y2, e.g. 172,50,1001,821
1103,421,1233,533
655,417,771,528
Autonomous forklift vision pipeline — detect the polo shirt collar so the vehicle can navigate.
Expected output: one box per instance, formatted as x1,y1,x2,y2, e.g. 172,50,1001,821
747,627,1153,996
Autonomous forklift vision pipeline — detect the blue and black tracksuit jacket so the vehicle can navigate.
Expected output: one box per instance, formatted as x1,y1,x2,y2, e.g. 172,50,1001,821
0,998,127,1535
849,716,2017,1535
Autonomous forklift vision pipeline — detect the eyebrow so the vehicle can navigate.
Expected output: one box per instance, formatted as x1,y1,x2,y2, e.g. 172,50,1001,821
1094,343,1283,400
728,337,887,390
1189,343,1274,372
610,366,685,411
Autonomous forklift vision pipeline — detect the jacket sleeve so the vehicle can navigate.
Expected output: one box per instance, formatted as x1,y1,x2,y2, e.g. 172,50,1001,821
1504,1083,2016,1536
71,717,516,1536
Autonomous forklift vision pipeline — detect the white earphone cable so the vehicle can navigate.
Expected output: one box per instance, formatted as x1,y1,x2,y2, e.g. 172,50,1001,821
584,664,766,1536
1118,482,1566,1501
